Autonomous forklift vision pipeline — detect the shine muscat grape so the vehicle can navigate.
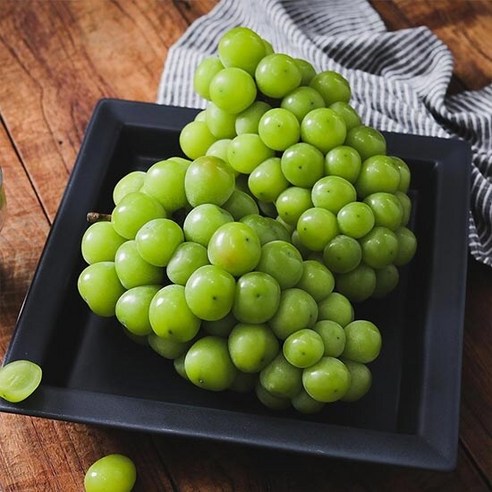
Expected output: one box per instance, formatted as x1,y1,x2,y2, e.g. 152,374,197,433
77,25,417,414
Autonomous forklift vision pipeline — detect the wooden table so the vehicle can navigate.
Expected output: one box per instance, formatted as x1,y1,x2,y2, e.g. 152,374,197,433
0,1,491,490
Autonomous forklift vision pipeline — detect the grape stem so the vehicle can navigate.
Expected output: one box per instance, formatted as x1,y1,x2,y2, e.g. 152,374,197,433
86,212,112,223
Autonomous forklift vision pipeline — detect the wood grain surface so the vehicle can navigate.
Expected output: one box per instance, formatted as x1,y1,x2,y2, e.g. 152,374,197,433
0,1,491,490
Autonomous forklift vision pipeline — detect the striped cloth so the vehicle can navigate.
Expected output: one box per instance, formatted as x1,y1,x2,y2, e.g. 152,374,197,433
157,0,492,267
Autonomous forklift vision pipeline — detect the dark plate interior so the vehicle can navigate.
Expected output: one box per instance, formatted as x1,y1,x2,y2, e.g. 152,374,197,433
0,99,471,470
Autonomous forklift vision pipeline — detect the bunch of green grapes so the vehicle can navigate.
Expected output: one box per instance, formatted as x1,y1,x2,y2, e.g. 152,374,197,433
77,26,417,414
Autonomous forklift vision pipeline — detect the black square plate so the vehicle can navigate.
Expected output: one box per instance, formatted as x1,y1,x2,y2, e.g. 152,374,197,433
0,99,471,470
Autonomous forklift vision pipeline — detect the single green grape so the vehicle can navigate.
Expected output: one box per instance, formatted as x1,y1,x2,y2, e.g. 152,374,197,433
148,332,191,360
209,67,257,114
329,102,361,131
280,142,324,187
228,323,279,373
183,204,233,247
295,260,335,302
276,187,313,226
185,336,237,391
235,101,271,134
360,226,399,269
342,320,382,363
296,207,339,252
205,101,237,139
392,156,411,193
294,58,316,85
345,125,387,161
248,157,289,203
363,192,404,231
311,176,357,214
222,189,259,220
309,70,351,106
372,264,399,298
255,53,302,98
291,388,325,414
280,86,325,122
259,354,303,398
300,108,346,153
179,120,217,160
78,262,126,317
166,241,209,285
302,356,351,402
323,234,362,273
240,214,290,245
174,354,188,380
335,263,377,302
0,360,42,403
337,201,375,239
317,292,354,327
81,222,126,264
206,138,232,164
324,146,362,184
255,382,291,410
340,360,372,402
396,191,412,226
394,226,417,266
227,133,274,174
283,328,324,368
115,285,160,336
258,108,301,151
84,454,136,492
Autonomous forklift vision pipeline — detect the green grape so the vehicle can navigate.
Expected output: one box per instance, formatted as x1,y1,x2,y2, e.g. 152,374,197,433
342,320,382,363
324,146,362,184
394,226,417,266
0,360,42,403
280,86,325,122
123,328,148,346
258,108,300,151
340,360,372,401
115,285,160,336
174,354,188,380
323,234,362,274
300,108,346,153
291,230,311,259
313,320,346,357
356,154,401,199
222,189,259,220
149,284,201,342
208,222,261,276
283,328,324,368
202,311,237,337
281,142,324,187
255,53,302,98
135,218,184,267
228,323,279,372
185,265,236,321
364,192,404,230
114,240,163,289
317,292,354,327
258,199,278,218
78,262,125,317
311,176,357,214
255,240,304,289
345,125,387,161
185,155,235,207
185,336,237,391
240,214,290,245
230,371,257,393
269,288,318,340
302,356,351,402
113,171,145,205
259,354,303,398
297,207,339,251
372,264,399,298
291,388,325,414
148,332,191,360
209,67,257,114
309,70,351,106
232,271,281,323
235,101,271,134
179,121,217,160
205,102,237,139
141,158,190,213
255,382,290,410
111,192,166,240
360,226,399,269
206,138,232,164
166,241,209,285
81,222,126,264
84,454,136,492
337,201,375,238
396,191,412,226
294,58,316,85
218,26,266,75
276,187,313,225
248,157,289,202
262,38,274,55
296,260,335,302
183,204,233,247
227,133,274,174
194,56,224,100
329,102,361,131
335,263,377,302
392,156,411,193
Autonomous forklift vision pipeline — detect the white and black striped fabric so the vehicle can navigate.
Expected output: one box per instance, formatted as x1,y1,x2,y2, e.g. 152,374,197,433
158,0,492,267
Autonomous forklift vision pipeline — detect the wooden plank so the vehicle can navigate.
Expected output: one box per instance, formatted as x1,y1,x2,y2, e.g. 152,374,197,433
0,0,189,222
370,0,492,91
